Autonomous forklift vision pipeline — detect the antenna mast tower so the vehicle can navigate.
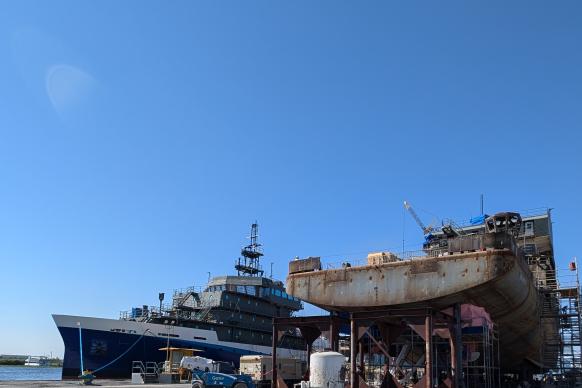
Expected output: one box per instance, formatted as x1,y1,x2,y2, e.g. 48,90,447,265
235,223,264,277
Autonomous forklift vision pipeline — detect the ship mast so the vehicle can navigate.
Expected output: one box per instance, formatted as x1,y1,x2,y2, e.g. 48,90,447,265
235,223,264,277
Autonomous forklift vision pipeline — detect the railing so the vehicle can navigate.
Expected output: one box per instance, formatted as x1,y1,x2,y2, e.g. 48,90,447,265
319,247,445,270
132,361,145,374
556,267,580,290
173,285,205,297
120,304,173,320
196,293,216,321
161,360,181,374
440,207,549,229
132,361,162,382
146,361,161,375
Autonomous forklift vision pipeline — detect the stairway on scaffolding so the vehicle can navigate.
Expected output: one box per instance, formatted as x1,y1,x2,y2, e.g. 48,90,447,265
131,360,162,384
543,261,582,381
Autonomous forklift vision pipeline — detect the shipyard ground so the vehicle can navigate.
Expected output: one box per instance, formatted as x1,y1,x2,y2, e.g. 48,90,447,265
0,381,190,387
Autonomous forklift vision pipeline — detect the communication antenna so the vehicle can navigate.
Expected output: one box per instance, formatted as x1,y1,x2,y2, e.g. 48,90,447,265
235,222,265,277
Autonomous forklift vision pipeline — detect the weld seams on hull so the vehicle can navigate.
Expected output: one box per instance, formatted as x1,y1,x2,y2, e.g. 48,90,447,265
287,250,543,369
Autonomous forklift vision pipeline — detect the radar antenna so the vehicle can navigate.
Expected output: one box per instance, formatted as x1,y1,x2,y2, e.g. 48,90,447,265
235,223,264,277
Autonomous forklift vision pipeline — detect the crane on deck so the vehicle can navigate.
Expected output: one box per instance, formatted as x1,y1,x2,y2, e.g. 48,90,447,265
403,201,434,235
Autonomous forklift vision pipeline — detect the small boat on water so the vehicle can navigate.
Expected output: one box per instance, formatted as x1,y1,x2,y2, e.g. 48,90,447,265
24,356,49,367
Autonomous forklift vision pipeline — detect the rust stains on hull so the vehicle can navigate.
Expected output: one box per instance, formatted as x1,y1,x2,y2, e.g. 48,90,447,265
286,249,542,369
287,251,522,311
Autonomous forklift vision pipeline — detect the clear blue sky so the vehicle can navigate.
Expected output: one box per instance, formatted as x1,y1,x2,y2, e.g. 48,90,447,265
0,1,581,357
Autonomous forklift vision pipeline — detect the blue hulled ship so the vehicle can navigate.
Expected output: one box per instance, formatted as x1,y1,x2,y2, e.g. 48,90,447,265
53,224,305,379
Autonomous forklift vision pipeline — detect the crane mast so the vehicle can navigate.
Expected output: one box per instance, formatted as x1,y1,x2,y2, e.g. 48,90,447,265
403,201,434,235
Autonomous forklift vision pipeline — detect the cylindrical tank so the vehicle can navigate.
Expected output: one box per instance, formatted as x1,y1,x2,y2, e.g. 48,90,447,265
309,351,344,388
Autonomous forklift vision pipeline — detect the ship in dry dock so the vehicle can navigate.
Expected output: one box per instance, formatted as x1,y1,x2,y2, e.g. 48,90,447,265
281,208,580,387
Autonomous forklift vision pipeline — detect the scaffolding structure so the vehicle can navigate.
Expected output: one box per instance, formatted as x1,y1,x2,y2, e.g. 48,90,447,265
463,323,500,388
555,261,582,379
272,307,502,388
533,256,582,383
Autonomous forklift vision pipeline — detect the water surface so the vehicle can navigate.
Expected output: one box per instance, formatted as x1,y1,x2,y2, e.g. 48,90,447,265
0,366,61,381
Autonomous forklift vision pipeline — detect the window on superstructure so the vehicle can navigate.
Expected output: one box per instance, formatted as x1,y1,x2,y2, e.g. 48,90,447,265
524,221,535,237
524,244,537,255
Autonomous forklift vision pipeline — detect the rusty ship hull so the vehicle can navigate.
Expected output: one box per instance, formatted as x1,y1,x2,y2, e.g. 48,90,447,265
287,248,545,370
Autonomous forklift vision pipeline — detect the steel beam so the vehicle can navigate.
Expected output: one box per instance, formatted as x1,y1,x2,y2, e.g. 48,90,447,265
425,313,433,388
350,315,358,388
330,316,338,352
453,303,463,388
272,323,278,388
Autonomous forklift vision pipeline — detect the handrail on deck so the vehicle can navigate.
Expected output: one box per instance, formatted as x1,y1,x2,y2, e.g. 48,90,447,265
319,247,446,270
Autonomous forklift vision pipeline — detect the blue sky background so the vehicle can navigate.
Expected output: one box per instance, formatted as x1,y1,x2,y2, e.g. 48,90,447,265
0,1,581,357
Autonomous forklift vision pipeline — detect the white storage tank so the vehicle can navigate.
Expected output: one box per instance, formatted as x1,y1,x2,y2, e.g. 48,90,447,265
309,351,345,388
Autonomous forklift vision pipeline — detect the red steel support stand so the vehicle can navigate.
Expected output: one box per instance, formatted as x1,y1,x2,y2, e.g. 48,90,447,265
272,323,278,388
452,303,464,388
351,315,358,388
306,342,313,375
330,318,338,352
425,313,433,388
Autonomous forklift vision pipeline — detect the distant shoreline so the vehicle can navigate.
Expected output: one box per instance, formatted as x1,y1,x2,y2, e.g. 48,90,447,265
0,365,61,368
0,360,63,367
0,361,24,366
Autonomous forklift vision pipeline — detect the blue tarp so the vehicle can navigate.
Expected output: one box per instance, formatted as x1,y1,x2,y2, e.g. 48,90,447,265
470,215,488,225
